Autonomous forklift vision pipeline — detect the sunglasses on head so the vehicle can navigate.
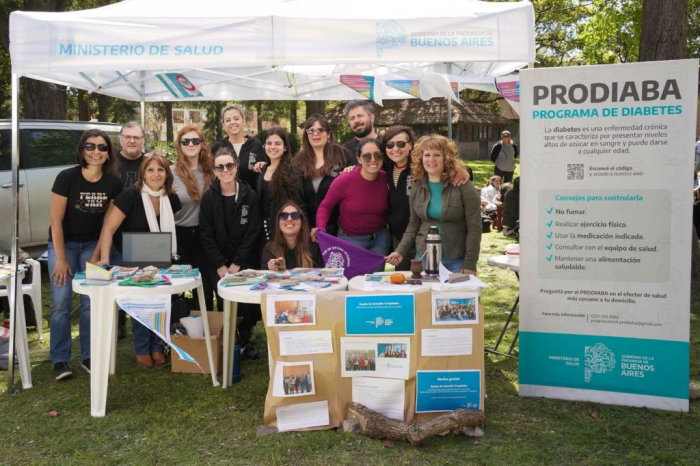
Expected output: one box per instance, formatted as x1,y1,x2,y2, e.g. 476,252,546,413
360,152,383,162
214,162,237,172
278,211,302,221
180,138,202,146
83,142,109,152
385,141,408,149
306,128,326,135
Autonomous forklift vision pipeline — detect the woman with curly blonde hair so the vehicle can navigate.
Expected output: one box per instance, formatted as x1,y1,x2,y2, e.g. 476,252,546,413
385,134,482,274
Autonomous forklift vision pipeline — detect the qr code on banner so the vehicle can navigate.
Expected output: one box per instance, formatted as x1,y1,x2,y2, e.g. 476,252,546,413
567,163,584,181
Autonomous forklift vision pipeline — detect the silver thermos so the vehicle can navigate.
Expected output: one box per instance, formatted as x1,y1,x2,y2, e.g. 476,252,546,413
425,226,442,276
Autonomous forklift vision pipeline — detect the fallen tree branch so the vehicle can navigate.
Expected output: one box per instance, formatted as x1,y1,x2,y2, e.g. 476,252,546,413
347,402,485,446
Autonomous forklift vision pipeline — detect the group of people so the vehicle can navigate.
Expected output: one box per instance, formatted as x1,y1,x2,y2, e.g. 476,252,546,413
436,301,476,322
47,99,492,381
282,372,312,395
345,352,376,372
480,174,520,236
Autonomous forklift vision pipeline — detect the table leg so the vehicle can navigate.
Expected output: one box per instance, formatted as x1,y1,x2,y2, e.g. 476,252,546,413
10,277,32,389
109,300,118,375
508,330,519,356
91,287,114,417
494,295,519,352
196,284,220,387
222,299,238,389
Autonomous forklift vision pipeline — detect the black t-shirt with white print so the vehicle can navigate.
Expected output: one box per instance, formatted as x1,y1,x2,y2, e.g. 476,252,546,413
113,151,144,188
49,166,123,243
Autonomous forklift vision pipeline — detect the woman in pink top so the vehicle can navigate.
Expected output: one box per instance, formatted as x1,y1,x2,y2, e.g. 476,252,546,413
312,138,389,256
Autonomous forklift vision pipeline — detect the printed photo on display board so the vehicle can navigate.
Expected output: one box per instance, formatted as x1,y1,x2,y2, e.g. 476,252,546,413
273,361,316,397
266,294,316,327
341,337,410,379
431,292,479,325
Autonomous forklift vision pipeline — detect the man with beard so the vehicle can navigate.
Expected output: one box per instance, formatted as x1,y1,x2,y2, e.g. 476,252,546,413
343,100,378,165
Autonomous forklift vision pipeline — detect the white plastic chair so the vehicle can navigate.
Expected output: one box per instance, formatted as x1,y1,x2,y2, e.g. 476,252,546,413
0,258,43,340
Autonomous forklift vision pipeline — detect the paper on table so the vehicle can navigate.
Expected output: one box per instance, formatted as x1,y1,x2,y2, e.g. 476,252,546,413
86,262,112,281
352,377,405,421
279,330,333,356
438,262,488,289
421,328,473,356
276,400,330,431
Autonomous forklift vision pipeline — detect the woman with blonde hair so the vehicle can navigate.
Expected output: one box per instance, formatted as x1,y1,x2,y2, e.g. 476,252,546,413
385,135,482,274
172,125,216,311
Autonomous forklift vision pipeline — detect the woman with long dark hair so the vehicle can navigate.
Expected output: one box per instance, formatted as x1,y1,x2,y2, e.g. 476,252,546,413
48,129,122,380
256,127,305,244
172,124,216,310
262,201,322,271
96,153,181,367
293,114,353,236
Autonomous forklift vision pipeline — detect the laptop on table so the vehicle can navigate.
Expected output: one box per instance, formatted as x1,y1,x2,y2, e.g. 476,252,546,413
122,232,172,268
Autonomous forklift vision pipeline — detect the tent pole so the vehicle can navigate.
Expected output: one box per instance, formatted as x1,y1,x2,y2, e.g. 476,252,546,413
6,73,20,394
447,63,453,140
140,101,145,127
140,71,146,127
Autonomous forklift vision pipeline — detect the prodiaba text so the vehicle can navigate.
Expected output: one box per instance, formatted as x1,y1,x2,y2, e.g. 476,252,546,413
533,80,682,105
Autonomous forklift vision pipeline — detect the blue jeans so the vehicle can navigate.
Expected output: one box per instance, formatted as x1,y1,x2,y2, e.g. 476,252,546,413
48,240,97,364
338,227,390,272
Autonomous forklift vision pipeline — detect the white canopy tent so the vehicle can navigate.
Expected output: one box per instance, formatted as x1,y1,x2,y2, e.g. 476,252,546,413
5,0,535,389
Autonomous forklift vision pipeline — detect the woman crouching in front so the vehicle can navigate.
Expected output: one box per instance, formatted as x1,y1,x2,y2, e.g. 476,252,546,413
262,202,322,271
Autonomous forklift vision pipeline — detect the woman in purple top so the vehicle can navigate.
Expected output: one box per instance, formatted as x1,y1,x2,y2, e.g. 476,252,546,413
312,138,389,257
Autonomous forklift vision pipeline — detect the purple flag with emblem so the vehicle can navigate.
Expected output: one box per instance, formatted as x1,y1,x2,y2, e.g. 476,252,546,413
317,231,386,279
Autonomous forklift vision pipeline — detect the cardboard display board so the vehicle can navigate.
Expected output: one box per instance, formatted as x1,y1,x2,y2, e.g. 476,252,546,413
262,289,484,430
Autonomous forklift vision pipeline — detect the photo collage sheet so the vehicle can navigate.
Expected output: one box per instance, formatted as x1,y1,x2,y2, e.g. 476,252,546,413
261,289,485,432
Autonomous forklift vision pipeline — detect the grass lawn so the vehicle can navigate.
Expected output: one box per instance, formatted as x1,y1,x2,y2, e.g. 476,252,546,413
1,160,698,465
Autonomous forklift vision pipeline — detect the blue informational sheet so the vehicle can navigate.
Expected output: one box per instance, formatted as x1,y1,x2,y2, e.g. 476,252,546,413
415,370,481,413
345,294,415,335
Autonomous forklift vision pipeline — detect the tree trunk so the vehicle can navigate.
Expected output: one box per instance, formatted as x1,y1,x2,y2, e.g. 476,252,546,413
97,94,111,122
305,101,325,120
290,101,298,133
77,90,90,121
255,101,263,134
164,101,173,142
215,102,223,140
20,78,66,120
638,0,687,61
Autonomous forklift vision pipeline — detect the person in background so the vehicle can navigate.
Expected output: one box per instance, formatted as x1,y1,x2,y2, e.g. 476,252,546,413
210,104,266,187
256,127,305,245
481,176,501,209
293,114,352,236
199,148,262,358
386,135,482,274
48,130,122,381
490,130,519,183
493,182,513,232
96,153,181,368
343,100,378,162
313,138,389,261
172,125,216,311
262,202,322,271
501,176,520,237
695,135,700,171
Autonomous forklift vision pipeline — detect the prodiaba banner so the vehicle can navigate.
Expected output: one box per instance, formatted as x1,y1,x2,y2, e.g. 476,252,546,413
518,59,698,411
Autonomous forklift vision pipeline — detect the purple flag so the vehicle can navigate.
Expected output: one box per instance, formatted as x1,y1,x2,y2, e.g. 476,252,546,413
317,231,386,279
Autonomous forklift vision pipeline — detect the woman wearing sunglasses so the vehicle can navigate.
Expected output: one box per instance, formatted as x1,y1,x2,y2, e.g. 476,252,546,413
386,135,482,275
313,138,389,259
293,114,353,236
171,125,216,311
96,152,181,368
199,148,262,354
256,127,305,244
48,129,123,380
210,104,266,187
262,202,322,271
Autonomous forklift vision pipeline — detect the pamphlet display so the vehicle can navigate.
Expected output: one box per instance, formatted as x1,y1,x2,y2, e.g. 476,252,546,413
519,60,698,411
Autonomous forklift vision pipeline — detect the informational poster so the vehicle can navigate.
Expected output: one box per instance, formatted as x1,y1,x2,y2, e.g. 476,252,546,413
345,295,415,335
519,59,698,411
340,337,410,380
415,370,481,413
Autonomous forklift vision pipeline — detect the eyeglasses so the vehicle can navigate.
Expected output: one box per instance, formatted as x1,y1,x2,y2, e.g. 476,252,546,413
360,152,383,162
83,143,109,152
214,163,237,172
278,211,302,221
121,135,143,142
180,138,202,146
385,141,408,150
501,134,510,138
306,128,327,135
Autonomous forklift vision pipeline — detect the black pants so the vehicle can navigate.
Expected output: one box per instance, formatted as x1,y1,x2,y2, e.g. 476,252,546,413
494,167,514,183
391,235,414,272
176,225,215,312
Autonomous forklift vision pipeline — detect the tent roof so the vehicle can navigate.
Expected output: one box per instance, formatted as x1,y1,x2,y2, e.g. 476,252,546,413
9,0,535,102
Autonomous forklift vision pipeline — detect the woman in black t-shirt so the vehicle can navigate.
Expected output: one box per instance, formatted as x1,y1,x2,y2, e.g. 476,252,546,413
49,129,122,381
96,153,181,368
262,201,322,271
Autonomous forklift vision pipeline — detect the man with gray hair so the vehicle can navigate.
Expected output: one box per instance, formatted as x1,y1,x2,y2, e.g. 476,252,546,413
115,121,146,188
343,100,378,165
490,130,519,183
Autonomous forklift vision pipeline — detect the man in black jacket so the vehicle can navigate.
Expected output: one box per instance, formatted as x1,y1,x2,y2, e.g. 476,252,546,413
490,131,519,183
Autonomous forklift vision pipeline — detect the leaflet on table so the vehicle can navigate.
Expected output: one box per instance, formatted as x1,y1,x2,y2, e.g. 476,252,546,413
266,294,317,327
279,330,333,356
422,328,473,356
116,295,196,364
352,377,405,421
86,262,112,281
250,281,331,292
345,294,415,335
432,292,479,325
276,400,330,431
361,273,487,291
415,370,481,413
273,361,316,397
341,337,410,380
